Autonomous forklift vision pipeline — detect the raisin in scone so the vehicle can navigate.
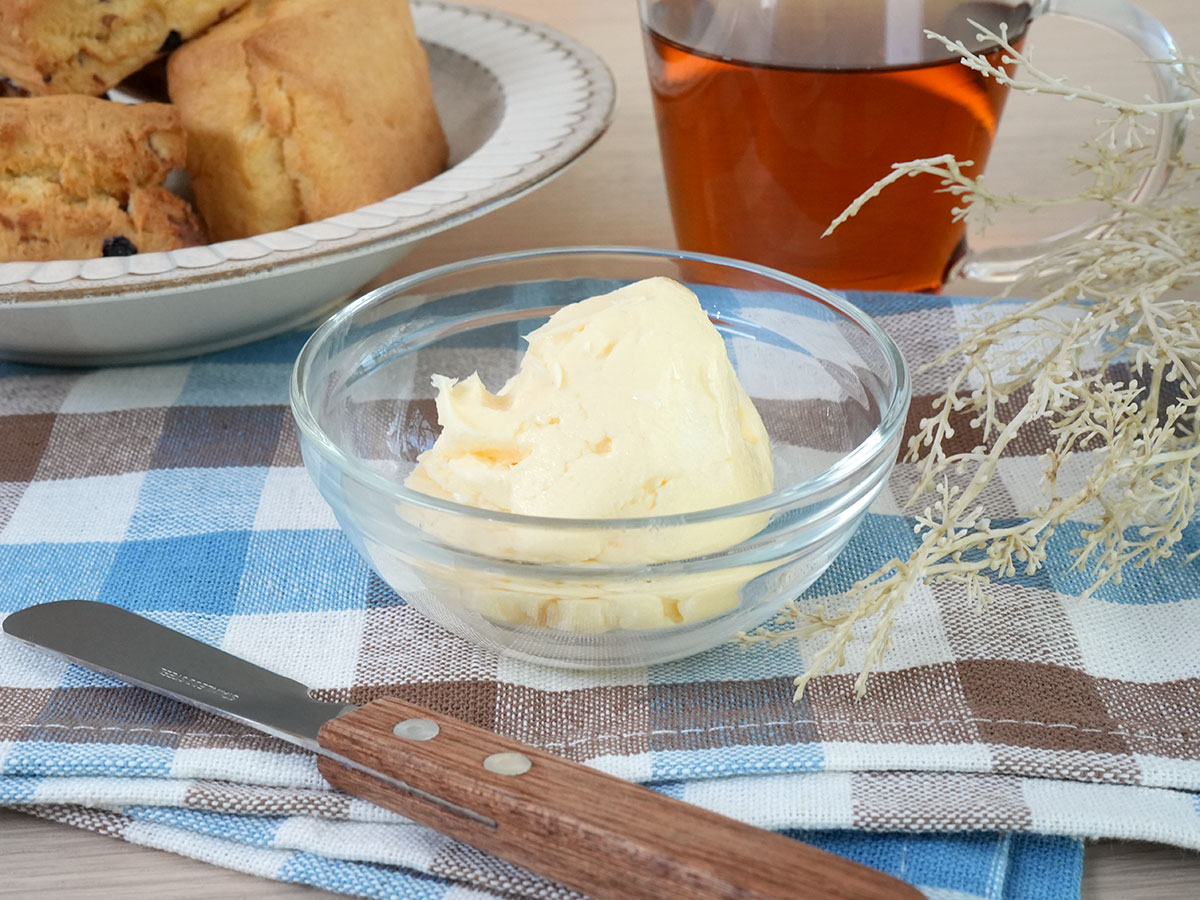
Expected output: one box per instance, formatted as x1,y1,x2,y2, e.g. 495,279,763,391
167,0,448,241
0,0,248,97
0,96,206,261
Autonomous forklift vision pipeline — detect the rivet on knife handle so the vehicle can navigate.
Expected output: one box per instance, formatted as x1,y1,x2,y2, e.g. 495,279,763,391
317,697,922,900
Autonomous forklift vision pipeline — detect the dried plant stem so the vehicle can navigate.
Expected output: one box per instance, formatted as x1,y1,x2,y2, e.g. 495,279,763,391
741,23,1200,698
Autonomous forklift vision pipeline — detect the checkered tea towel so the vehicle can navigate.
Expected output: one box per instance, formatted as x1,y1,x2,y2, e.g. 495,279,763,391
1,289,1198,899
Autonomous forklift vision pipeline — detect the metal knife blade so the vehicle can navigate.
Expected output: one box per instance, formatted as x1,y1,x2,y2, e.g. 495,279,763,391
3,599,493,826
3,599,354,751
2,599,924,900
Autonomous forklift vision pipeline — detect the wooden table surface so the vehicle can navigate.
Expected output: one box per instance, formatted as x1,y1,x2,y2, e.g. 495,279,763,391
3,0,1200,896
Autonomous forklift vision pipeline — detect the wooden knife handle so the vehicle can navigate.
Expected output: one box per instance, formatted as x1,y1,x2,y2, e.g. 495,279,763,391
316,697,921,900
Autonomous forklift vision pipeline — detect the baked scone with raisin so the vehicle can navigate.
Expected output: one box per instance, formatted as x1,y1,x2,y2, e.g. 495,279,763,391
0,0,247,97
0,96,206,261
168,0,448,241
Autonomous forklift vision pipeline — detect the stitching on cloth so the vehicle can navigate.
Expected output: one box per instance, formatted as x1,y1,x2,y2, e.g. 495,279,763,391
987,833,1012,898
4,718,1199,746
0,724,281,740
534,718,1200,750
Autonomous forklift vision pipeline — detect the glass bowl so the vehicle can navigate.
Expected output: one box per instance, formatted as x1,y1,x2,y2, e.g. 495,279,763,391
290,247,910,669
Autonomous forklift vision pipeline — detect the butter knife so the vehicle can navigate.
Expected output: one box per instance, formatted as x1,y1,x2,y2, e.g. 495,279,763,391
3,599,921,900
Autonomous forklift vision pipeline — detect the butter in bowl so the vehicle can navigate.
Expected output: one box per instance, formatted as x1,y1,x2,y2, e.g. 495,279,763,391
290,247,910,668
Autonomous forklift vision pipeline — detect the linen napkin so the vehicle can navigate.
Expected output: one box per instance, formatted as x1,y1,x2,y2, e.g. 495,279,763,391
2,289,1198,899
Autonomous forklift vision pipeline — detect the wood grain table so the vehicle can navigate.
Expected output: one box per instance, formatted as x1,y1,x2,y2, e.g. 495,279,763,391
3,0,1199,896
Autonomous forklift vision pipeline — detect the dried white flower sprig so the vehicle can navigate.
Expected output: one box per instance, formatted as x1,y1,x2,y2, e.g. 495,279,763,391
741,21,1200,698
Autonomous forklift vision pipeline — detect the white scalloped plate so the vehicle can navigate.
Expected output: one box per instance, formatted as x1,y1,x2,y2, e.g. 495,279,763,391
0,1,615,365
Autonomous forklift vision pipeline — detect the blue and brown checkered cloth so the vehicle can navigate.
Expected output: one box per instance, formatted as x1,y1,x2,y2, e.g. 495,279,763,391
2,290,1199,899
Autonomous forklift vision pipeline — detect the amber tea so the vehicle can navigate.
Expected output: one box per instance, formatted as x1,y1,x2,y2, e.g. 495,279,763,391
643,1,1028,292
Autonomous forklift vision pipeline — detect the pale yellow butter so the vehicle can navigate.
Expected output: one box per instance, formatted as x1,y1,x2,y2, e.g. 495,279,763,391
403,276,774,630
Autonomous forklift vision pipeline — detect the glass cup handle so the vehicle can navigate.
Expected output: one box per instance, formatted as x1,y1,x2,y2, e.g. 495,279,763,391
955,0,1189,283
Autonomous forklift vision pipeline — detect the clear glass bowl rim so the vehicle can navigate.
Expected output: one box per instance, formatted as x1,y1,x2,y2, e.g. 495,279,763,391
290,245,911,530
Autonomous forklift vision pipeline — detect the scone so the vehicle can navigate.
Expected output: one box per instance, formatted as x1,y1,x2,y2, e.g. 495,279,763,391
168,0,448,241
0,1,248,97
0,96,206,261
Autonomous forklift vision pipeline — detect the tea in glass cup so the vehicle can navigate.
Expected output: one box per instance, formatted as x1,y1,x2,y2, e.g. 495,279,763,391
640,0,1183,292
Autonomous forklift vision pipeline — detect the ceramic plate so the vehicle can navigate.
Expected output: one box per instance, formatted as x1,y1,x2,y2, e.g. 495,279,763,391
0,1,615,366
